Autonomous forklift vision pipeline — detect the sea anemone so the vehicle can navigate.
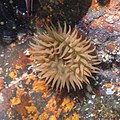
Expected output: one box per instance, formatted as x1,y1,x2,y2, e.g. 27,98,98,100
30,22,100,92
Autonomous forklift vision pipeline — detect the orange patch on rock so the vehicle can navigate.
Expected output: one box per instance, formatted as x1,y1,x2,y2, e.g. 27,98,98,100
11,97,21,106
103,83,113,88
106,41,117,53
49,115,57,120
66,112,80,120
0,77,4,89
10,43,16,47
61,98,75,113
38,112,49,120
32,80,48,93
15,64,23,69
44,96,62,118
15,95,32,118
9,71,18,80
25,73,37,84
12,50,31,70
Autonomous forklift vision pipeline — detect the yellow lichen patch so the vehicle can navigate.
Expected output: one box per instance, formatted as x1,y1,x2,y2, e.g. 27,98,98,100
25,73,37,84
25,104,38,114
42,91,50,99
45,96,57,112
43,96,76,118
55,108,62,118
66,112,80,120
38,112,49,120
11,97,21,106
11,88,27,106
32,80,48,93
16,88,26,97
32,112,40,120
15,94,32,118
61,98,75,113
15,64,23,69
25,104,40,120
72,112,80,120
32,79,51,99
9,71,18,80
44,96,62,118
49,115,57,120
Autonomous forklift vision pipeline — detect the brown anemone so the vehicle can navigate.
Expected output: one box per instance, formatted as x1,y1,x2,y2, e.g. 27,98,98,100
30,23,100,92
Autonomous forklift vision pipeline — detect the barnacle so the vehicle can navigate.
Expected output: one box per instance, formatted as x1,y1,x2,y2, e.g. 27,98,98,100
30,22,100,92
